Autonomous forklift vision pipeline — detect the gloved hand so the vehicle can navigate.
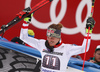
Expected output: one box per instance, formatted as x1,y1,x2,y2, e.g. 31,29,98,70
23,7,33,23
86,17,95,33
24,13,33,23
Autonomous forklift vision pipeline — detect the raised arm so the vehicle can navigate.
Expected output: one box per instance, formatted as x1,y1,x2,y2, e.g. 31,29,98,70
68,17,95,56
20,21,40,48
19,10,40,49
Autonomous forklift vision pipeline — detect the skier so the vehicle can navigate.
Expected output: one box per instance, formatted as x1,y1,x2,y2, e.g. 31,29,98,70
88,45,100,65
20,13,95,72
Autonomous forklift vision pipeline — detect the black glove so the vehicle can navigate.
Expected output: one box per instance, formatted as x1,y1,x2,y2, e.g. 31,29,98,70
86,17,95,29
11,37,25,45
86,17,95,33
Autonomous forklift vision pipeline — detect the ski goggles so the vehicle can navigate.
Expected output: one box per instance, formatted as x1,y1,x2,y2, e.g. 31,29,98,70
47,27,61,38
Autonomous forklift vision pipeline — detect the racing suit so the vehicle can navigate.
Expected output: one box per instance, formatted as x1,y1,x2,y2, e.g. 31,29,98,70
20,21,91,72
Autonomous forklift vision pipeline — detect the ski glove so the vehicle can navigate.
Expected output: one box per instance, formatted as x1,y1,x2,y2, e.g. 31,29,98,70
86,17,95,33
24,13,33,23
23,7,33,23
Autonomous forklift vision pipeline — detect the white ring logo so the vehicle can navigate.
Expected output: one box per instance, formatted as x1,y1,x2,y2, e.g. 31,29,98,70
25,0,67,29
25,0,100,40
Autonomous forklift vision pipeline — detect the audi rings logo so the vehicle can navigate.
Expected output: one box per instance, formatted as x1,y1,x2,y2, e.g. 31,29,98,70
25,0,100,40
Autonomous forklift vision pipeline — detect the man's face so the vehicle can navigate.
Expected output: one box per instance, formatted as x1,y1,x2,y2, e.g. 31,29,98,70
94,50,100,62
47,36,60,46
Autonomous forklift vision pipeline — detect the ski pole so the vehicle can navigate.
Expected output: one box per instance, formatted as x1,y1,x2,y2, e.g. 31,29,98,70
82,0,96,71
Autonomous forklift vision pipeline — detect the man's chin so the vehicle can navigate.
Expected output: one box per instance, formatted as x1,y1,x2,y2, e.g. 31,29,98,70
49,44,54,47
